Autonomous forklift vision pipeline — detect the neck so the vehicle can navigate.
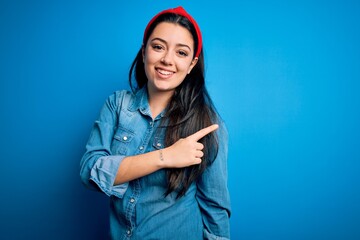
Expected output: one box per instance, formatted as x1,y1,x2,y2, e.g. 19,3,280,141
147,88,173,119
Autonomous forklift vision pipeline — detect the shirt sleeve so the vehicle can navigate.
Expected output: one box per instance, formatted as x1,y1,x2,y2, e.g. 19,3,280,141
196,122,231,240
80,91,129,199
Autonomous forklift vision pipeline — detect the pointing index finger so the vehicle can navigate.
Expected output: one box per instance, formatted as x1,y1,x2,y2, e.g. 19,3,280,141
189,124,219,141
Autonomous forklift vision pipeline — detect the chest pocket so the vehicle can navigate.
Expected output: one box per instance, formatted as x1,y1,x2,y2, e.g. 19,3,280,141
112,127,135,155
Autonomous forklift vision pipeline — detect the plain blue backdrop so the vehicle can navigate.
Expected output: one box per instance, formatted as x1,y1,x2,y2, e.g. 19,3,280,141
1,0,359,239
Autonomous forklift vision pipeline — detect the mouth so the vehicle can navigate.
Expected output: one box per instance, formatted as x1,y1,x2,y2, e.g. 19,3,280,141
156,68,175,77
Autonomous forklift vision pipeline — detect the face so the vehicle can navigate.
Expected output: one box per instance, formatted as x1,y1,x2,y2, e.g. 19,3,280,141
143,22,198,96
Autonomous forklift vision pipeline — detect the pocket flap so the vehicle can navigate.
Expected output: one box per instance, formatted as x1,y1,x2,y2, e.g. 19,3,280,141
114,127,135,143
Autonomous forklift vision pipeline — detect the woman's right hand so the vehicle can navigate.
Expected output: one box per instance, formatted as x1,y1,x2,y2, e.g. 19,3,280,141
161,124,219,168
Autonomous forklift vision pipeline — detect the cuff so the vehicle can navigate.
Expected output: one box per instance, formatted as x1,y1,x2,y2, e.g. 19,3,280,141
90,155,128,198
204,228,230,240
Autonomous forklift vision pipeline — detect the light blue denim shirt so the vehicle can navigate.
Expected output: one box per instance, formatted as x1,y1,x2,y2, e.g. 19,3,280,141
80,87,231,239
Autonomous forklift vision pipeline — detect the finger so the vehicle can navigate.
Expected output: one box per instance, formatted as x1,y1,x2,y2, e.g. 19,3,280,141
195,142,204,150
193,157,202,164
195,150,204,158
189,124,219,141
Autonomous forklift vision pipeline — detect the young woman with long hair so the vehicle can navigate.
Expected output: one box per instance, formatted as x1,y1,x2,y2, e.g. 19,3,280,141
80,6,230,239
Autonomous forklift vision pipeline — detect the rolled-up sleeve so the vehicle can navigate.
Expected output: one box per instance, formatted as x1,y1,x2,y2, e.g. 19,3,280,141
80,92,129,198
196,123,231,239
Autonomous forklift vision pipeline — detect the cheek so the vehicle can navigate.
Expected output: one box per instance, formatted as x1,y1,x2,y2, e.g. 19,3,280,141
144,54,155,71
181,61,194,73
144,52,159,68
144,62,153,80
142,58,151,79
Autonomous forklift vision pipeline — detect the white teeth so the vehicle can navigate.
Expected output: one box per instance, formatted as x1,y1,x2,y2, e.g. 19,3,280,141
157,69,173,75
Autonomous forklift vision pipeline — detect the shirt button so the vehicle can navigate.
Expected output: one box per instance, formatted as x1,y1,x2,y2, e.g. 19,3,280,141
139,146,144,150
123,136,128,141
127,229,131,235
156,143,162,147
130,198,135,203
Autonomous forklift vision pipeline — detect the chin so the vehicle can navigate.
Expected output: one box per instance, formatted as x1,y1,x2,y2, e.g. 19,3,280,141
153,82,174,91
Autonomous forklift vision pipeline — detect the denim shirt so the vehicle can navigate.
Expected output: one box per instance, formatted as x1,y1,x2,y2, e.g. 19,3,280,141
80,87,231,240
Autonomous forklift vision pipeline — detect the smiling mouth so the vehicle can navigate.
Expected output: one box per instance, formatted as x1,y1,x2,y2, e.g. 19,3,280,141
156,68,174,76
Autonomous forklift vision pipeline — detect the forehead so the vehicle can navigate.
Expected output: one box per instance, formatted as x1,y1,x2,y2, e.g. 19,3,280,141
149,22,194,47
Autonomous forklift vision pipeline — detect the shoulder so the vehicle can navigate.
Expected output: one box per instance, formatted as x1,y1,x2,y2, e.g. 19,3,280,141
113,89,133,101
218,120,229,140
105,89,135,108
212,116,229,147
212,112,228,136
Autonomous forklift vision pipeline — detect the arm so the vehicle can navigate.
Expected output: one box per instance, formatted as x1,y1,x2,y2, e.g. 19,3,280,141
80,92,129,198
114,124,220,185
113,150,164,185
196,123,231,240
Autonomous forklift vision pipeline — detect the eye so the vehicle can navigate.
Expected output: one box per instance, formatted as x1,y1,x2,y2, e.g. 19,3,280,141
151,44,164,51
177,50,188,57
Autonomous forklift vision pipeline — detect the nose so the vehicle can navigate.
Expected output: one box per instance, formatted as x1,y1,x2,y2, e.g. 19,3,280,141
160,51,173,65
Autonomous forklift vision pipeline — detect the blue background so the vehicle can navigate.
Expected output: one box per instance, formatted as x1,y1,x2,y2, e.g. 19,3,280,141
1,0,359,239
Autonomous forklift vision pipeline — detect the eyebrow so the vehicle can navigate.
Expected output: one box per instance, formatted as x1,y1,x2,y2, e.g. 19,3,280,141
150,37,192,51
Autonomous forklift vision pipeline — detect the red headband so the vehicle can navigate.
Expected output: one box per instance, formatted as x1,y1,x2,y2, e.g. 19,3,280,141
143,6,202,58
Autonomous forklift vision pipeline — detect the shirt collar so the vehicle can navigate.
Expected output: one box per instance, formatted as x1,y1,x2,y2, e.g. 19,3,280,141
128,86,148,112
128,86,166,119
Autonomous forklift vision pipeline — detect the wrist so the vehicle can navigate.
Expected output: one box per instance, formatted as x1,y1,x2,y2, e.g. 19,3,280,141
157,148,169,168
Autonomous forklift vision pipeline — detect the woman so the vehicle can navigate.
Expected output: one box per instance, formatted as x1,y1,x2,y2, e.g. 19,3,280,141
80,6,231,239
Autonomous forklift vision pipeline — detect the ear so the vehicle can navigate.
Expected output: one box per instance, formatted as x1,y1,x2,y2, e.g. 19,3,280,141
187,57,198,74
